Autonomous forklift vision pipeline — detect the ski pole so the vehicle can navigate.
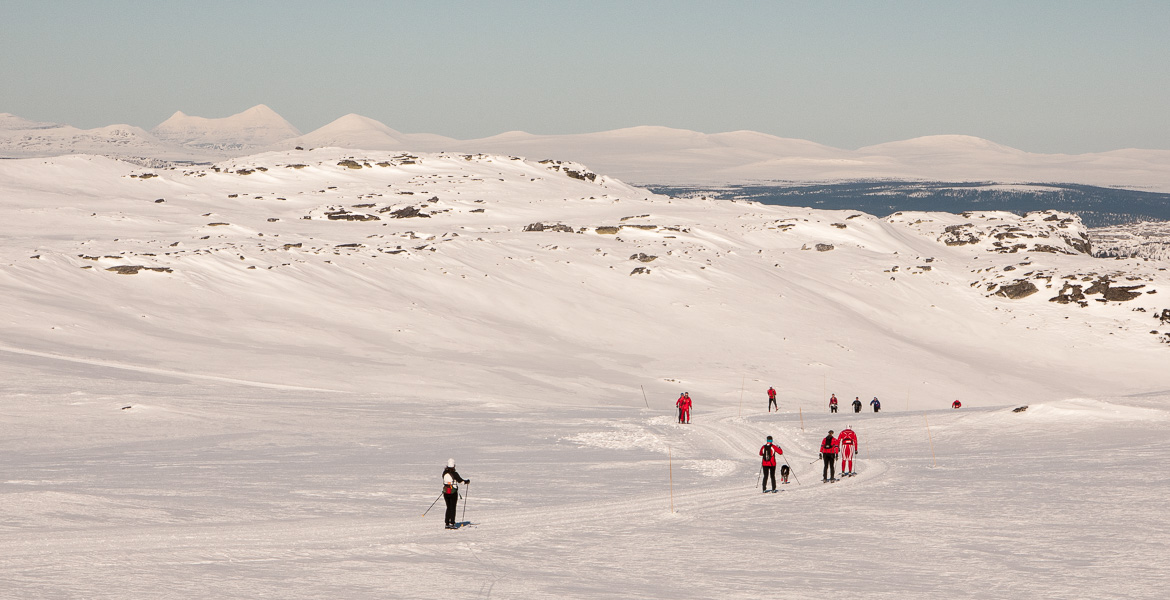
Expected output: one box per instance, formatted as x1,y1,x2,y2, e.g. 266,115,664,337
461,482,470,524
783,456,801,485
422,491,443,517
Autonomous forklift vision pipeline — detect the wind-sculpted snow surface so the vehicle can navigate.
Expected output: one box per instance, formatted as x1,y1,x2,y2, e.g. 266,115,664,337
0,150,1168,598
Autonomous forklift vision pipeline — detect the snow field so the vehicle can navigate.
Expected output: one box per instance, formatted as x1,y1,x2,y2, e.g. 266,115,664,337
2,353,1166,598
1,150,1168,597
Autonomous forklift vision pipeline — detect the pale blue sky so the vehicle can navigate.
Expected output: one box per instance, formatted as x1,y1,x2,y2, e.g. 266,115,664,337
2,0,1167,152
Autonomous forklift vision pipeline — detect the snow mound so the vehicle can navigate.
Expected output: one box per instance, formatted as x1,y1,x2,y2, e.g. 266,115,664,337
1020,398,1167,423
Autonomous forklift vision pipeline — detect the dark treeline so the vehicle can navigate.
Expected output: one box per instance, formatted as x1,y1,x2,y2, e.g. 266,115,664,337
647,181,1170,228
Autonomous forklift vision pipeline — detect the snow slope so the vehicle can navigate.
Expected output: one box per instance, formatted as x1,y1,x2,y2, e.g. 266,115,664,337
0,151,1168,598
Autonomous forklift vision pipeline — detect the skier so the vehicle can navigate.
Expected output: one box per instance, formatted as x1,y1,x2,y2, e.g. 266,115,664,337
870,396,881,413
759,435,783,493
442,458,469,529
852,397,862,413
829,393,839,413
767,386,778,412
820,430,839,482
838,426,859,476
676,393,687,424
681,392,692,424
952,399,962,409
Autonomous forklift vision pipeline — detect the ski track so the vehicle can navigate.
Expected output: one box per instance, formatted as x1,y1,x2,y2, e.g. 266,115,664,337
0,404,894,599
0,400,1163,599
0,344,348,393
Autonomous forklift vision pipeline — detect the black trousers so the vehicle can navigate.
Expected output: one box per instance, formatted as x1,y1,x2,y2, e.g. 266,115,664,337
444,490,459,525
823,455,836,480
830,405,838,413
762,465,776,490
768,398,777,411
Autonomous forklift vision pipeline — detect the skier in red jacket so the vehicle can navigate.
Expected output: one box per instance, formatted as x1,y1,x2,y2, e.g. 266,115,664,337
952,399,962,409
820,430,840,482
759,435,783,492
838,426,859,476
676,392,691,424
767,387,778,412
829,394,839,413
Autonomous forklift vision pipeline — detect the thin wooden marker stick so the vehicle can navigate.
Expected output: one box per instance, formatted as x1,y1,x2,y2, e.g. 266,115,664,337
641,385,650,409
924,413,937,467
668,446,675,513
799,407,804,431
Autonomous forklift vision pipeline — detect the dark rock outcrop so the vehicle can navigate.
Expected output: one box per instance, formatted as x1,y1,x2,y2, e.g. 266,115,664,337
379,206,430,218
940,224,980,246
995,280,1039,299
106,265,173,275
524,222,574,233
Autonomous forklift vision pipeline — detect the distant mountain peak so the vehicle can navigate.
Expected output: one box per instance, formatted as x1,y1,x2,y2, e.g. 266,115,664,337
859,135,1024,155
152,105,301,150
0,113,65,131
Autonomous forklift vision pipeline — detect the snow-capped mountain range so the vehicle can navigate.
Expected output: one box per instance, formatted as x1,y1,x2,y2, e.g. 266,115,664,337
3,105,1170,191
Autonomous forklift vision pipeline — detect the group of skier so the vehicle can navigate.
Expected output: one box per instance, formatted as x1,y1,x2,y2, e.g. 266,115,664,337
817,426,859,482
675,392,693,424
757,425,861,491
439,385,968,526
828,393,880,413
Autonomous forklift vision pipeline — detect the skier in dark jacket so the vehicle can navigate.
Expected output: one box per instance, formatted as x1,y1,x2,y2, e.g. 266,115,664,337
870,397,881,413
442,458,469,529
820,430,839,482
852,397,862,413
759,435,783,493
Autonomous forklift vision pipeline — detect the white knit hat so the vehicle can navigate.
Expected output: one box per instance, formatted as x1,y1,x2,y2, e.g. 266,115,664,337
447,458,455,468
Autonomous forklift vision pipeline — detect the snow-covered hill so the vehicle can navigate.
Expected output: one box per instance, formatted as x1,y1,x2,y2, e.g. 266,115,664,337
1,150,1168,598
2,149,1166,399
151,104,301,151
0,114,177,159
284,113,456,151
